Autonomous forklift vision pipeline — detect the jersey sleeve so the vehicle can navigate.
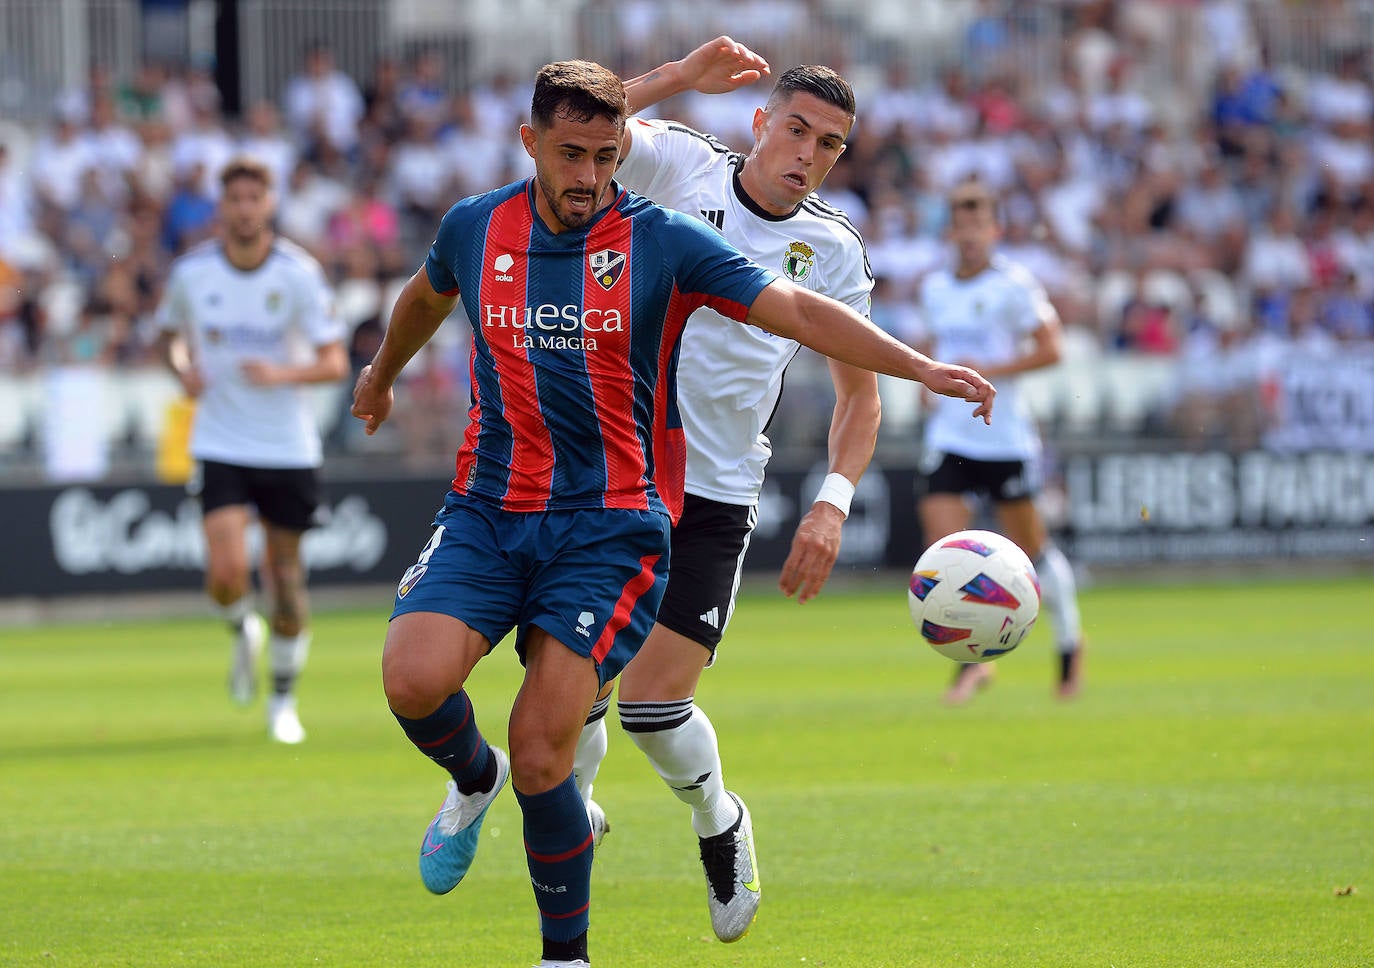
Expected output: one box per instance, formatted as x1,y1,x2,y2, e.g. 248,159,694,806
424,201,468,296
618,117,730,199
297,258,347,345
830,236,875,320
1006,262,1054,335
909,275,935,344
661,208,776,321
153,264,188,334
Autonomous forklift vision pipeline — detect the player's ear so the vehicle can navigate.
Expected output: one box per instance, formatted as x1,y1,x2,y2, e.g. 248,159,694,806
752,106,767,139
519,123,537,159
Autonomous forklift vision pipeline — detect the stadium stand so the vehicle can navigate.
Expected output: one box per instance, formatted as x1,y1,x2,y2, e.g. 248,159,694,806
1,0,1372,479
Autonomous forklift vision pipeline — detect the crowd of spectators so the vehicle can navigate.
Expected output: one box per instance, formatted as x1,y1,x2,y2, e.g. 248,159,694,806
2,0,1373,471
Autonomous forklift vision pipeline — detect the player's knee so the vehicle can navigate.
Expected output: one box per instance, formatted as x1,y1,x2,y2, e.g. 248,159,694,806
507,728,573,793
204,569,248,605
381,657,449,720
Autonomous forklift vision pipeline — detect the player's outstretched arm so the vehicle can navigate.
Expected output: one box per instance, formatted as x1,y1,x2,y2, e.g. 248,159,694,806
778,361,880,604
624,36,770,115
746,279,996,423
351,266,457,436
242,341,349,387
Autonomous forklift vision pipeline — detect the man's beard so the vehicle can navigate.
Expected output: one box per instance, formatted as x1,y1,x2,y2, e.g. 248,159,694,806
538,174,599,230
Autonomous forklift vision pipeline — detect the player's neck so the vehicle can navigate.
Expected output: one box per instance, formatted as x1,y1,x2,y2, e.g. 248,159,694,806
736,163,795,218
954,255,991,280
222,233,274,271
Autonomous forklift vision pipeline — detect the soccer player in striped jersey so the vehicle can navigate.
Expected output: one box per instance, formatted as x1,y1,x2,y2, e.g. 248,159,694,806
914,179,1086,705
154,156,348,745
569,38,879,943
350,59,993,968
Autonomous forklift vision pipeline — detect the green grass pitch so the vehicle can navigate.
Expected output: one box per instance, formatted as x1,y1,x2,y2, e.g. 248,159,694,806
2,575,1371,967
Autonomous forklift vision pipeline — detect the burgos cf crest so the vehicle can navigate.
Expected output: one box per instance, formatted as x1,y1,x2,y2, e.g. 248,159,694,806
783,241,815,283
589,248,627,291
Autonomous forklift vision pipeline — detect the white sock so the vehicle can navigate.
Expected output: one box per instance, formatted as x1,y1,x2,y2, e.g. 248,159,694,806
270,631,310,695
1035,546,1083,654
218,596,254,630
573,696,611,803
619,699,738,838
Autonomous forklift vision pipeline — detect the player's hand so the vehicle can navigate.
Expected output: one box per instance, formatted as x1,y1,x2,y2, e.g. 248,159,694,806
678,36,770,95
240,359,283,386
176,368,206,398
350,363,394,435
779,502,845,604
923,362,996,425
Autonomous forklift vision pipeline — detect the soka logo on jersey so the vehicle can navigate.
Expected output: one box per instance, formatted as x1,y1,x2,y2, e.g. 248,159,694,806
589,248,626,291
493,253,515,283
783,241,815,282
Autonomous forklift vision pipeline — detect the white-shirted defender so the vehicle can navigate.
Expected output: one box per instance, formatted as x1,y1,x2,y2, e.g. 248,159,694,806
914,178,1086,704
155,156,348,743
572,39,881,943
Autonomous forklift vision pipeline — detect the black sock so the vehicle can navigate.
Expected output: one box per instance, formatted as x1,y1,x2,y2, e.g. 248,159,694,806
541,931,588,964
1059,651,1074,683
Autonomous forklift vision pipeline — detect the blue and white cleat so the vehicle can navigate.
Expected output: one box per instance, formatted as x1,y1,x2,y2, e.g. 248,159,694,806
418,746,510,894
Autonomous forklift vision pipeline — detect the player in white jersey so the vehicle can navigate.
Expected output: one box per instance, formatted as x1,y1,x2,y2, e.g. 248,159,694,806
915,179,1085,704
572,39,881,942
155,157,348,743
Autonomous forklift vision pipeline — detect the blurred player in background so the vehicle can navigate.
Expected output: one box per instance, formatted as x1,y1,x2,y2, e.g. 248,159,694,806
570,37,879,943
350,59,992,968
155,156,348,743
914,178,1086,704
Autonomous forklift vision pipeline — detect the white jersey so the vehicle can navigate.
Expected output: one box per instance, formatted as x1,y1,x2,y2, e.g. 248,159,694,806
918,256,1052,462
618,117,873,505
155,239,344,469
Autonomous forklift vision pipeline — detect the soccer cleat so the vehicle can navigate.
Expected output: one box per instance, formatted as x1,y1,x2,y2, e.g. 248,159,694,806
533,961,590,967
419,746,510,894
228,612,267,705
698,792,760,943
1057,641,1086,700
266,694,306,744
943,661,994,706
586,798,609,851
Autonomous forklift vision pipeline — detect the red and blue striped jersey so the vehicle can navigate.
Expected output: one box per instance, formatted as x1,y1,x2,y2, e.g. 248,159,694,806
425,178,776,522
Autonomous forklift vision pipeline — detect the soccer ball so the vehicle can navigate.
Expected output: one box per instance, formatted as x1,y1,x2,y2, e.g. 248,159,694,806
908,530,1040,663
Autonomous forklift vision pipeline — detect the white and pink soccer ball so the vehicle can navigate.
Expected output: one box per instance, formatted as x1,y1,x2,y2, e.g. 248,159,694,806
908,529,1041,663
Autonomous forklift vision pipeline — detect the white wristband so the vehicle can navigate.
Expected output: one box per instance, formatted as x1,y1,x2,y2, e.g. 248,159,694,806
813,472,856,518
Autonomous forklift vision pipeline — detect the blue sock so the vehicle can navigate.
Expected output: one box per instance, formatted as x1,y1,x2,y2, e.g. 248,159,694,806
516,775,594,948
393,691,493,794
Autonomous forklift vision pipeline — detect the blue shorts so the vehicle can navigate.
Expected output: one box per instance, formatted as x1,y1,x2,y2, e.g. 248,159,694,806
391,492,671,684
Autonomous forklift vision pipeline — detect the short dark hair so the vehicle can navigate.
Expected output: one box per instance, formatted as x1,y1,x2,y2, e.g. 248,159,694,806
766,65,856,119
948,178,999,220
219,155,274,191
530,60,627,130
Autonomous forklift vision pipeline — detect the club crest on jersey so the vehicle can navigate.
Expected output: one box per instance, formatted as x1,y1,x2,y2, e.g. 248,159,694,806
589,248,626,290
783,241,815,283
266,290,283,312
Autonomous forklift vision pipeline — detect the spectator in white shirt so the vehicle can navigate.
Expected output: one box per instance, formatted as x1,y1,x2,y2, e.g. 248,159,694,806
238,100,298,198
283,41,365,160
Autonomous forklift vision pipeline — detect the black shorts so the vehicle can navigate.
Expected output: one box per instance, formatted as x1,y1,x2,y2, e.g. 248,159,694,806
192,460,323,532
922,451,1041,503
655,493,757,653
